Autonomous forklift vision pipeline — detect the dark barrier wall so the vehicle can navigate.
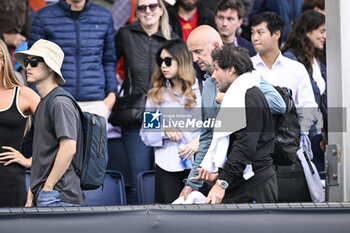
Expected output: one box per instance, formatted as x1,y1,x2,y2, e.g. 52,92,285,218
1,202,350,233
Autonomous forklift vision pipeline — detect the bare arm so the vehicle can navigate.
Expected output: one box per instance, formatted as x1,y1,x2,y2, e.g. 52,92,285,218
190,168,219,183
164,127,184,143
3,33,26,48
103,92,116,111
19,86,40,115
42,138,76,191
178,137,200,160
0,146,31,168
205,183,225,204
25,188,34,207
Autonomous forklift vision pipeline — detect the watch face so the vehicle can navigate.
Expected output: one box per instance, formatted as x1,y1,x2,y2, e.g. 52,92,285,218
218,180,228,189
221,182,228,189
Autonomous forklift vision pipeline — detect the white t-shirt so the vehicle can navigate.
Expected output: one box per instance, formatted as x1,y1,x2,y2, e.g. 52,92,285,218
312,58,326,94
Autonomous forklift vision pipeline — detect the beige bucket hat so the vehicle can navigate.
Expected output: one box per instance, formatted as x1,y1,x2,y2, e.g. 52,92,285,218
14,39,66,84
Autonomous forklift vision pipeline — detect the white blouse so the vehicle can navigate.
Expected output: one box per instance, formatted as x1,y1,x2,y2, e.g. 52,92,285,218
312,57,326,94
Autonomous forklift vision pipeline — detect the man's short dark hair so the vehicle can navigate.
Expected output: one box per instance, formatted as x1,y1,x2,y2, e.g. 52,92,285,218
250,12,285,47
211,45,254,76
215,0,245,19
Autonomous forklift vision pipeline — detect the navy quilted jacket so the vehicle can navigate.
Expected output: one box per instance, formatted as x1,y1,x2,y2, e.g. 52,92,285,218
29,0,117,101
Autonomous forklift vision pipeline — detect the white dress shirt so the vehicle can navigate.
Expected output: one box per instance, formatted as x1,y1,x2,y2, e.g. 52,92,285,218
251,52,318,134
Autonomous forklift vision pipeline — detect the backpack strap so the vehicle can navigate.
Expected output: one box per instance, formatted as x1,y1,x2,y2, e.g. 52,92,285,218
119,70,154,98
45,87,83,126
44,87,83,177
116,80,126,98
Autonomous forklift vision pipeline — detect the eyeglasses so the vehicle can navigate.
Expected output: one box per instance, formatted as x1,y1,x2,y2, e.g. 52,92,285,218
137,3,159,13
24,57,44,68
156,57,172,67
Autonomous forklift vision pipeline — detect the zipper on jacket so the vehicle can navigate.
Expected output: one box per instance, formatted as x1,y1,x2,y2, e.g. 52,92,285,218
148,37,153,91
74,18,81,99
86,113,94,165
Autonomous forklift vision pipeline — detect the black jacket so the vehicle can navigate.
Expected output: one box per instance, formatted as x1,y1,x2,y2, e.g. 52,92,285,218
219,87,275,197
115,21,177,95
167,2,216,39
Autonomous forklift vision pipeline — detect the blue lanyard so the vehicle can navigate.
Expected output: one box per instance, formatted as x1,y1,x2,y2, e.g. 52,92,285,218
300,130,306,148
300,130,315,175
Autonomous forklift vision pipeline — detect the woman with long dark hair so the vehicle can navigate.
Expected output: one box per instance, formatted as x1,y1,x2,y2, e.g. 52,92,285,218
140,39,201,204
282,10,326,138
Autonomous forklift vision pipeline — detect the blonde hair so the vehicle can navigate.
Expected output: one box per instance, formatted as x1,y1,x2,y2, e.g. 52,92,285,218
135,0,171,40
148,39,196,109
0,40,22,88
0,39,32,136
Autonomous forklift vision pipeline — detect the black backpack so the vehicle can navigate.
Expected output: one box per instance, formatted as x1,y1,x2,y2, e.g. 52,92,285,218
272,86,300,166
46,88,108,190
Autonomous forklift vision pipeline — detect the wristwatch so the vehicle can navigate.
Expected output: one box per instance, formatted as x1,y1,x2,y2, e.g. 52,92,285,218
216,179,229,190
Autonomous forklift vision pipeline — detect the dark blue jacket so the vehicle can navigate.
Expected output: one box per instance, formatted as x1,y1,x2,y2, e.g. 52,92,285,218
238,36,256,57
29,0,117,101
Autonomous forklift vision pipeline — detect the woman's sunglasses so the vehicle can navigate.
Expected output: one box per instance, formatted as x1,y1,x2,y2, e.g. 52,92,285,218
137,3,159,13
156,57,172,67
24,57,44,68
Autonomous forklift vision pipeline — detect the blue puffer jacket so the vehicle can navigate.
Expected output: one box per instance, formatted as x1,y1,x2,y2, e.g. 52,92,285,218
29,0,117,101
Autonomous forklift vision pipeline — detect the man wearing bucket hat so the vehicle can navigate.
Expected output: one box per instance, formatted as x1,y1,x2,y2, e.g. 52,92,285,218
28,0,117,120
15,39,86,207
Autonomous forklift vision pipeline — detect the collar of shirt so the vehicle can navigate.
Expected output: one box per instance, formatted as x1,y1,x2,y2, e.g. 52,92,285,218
253,51,284,70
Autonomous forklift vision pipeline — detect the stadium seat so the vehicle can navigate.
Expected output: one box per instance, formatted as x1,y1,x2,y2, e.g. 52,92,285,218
107,138,131,187
137,170,155,204
25,170,126,206
84,170,127,206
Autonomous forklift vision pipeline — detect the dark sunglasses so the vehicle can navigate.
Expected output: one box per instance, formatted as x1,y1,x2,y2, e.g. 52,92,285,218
137,3,159,13
156,57,172,67
24,57,44,68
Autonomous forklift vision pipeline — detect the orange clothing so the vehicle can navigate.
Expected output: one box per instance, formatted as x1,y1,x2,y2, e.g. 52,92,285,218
29,0,47,12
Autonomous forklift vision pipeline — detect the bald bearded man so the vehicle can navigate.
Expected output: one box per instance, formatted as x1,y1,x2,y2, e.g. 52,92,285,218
178,25,223,200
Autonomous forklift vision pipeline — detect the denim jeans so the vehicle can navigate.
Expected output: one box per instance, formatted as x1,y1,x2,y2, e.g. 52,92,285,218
122,124,154,204
36,190,79,207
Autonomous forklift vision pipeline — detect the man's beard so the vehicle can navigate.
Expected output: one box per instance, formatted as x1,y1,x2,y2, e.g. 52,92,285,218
178,0,197,11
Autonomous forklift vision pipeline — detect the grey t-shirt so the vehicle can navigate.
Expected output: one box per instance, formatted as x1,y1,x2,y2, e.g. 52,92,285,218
30,87,85,204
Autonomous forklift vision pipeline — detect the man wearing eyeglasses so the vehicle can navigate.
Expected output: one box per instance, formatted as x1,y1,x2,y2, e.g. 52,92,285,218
28,0,117,121
14,39,86,207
